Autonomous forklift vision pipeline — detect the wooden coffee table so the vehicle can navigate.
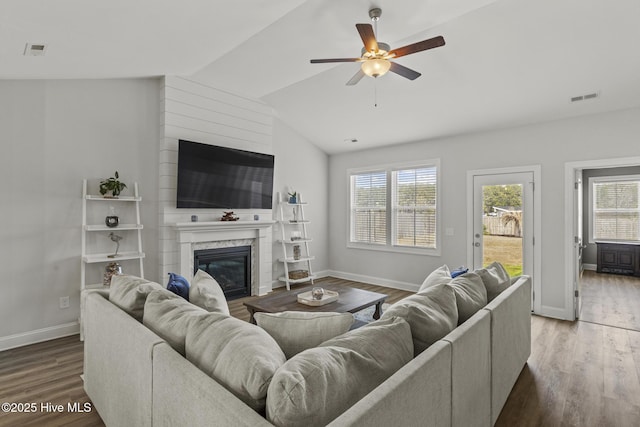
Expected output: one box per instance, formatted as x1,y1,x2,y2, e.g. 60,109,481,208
244,282,387,324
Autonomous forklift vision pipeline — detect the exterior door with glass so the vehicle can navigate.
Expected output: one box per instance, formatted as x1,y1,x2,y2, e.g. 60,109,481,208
471,172,534,297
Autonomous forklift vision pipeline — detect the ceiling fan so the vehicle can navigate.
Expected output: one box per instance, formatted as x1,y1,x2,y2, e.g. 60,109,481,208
310,8,445,86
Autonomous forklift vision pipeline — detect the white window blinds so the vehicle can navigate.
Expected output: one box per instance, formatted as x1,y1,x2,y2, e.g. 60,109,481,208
393,167,437,248
593,179,640,241
351,171,387,244
349,161,439,254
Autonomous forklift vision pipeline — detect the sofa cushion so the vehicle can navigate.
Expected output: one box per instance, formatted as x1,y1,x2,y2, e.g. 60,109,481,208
446,272,487,325
109,275,164,321
266,316,413,427
189,269,230,315
254,311,354,359
185,312,286,413
382,284,458,355
166,272,190,300
143,288,208,356
476,261,511,302
418,264,451,292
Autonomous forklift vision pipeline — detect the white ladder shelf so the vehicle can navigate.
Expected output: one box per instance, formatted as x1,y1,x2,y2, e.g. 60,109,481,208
81,179,145,291
277,193,315,290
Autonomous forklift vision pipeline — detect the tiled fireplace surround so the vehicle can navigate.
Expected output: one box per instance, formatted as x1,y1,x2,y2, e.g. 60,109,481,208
174,221,275,296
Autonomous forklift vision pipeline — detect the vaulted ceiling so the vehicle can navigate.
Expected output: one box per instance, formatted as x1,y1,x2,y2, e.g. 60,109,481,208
3,0,639,153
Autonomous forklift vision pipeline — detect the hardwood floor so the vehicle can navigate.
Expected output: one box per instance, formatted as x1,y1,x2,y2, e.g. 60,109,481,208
1,275,639,426
579,270,640,331
497,271,640,427
0,335,103,427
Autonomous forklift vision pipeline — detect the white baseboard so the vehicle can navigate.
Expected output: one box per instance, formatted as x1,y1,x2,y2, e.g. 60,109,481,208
583,263,597,271
325,270,420,293
269,270,418,293
0,322,80,352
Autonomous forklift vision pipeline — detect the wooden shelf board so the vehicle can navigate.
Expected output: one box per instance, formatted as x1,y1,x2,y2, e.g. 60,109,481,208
278,275,317,284
85,195,141,202
278,256,315,263
82,252,145,263
277,239,312,244
85,224,143,231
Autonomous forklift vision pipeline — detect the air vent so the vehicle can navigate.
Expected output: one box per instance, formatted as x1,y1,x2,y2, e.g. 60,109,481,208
24,43,47,56
570,92,599,103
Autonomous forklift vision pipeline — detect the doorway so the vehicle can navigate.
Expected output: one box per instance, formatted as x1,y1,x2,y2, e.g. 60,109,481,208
468,166,541,313
565,156,640,321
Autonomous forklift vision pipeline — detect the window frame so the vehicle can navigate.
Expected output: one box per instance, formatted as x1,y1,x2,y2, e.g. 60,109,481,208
347,159,441,256
588,174,640,244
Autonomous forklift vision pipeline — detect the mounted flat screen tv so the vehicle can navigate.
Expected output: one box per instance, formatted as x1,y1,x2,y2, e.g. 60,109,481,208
177,140,274,209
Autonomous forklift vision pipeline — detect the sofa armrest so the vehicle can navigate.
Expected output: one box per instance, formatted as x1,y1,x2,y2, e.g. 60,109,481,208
84,292,164,427
483,275,532,424
80,288,109,341
328,340,452,427
152,343,273,427
442,309,491,427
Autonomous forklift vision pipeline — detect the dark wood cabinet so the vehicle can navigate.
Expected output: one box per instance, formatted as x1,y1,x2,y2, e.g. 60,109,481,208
596,242,640,276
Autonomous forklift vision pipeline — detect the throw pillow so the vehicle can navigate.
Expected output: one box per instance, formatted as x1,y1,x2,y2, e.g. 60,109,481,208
254,311,354,359
382,283,458,356
450,266,469,278
166,272,190,300
185,312,286,413
189,269,230,315
418,265,451,293
446,272,487,324
109,275,164,321
475,261,511,302
143,288,208,356
266,316,412,427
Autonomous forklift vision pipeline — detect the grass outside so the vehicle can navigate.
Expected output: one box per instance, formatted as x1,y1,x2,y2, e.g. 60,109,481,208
483,235,523,277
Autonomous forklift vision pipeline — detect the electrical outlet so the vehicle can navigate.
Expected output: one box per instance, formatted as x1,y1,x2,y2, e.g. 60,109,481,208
59,296,70,309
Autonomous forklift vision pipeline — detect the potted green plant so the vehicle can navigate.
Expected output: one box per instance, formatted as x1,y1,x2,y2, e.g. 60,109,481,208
99,171,127,198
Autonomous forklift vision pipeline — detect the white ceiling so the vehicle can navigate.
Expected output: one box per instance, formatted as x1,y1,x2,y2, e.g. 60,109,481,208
2,0,640,154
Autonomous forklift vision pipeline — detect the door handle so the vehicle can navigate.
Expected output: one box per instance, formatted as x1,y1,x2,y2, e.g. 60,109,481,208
474,242,480,247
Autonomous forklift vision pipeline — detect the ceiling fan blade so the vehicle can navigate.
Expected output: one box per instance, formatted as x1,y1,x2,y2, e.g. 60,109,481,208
389,62,421,80
389,36,445,58
310,58,361,63
356,23,378,53
346,69,365,86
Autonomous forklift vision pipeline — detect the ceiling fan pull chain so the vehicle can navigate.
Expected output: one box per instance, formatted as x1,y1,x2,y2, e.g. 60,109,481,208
374,78,378,108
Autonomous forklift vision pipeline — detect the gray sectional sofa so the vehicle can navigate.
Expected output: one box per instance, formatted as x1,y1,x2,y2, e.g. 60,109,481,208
83,273,531,427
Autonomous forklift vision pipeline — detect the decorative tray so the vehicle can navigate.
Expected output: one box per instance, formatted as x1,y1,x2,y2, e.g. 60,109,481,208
297,290,339,306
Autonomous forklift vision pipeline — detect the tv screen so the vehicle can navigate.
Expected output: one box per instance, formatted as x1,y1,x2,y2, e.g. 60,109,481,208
177,140,274,209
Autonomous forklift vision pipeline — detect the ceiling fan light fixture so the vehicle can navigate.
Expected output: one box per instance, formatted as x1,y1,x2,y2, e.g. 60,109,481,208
361,58,391,78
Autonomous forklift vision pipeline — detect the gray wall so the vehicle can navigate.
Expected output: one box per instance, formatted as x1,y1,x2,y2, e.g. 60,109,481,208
581,166,640,265
328,107,640,319
0,78,160,349
0,77,330,349
272,119,329,281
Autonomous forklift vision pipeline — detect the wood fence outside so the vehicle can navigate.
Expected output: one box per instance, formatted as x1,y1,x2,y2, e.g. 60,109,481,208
483,216,521,237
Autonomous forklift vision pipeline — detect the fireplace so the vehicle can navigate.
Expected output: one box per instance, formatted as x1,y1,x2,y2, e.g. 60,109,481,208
194,246,251,300
174,220,275,296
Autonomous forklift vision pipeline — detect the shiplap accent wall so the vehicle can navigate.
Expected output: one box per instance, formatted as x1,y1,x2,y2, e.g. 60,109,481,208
159,76,274,280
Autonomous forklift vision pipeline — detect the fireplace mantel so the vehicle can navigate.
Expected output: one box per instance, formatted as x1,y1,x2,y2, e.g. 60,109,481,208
173,220,275,295
174,220,275,235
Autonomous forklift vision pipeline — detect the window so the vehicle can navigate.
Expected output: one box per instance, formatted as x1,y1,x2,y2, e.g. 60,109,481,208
590,176,640,242
393,167,437,248
351,171,387,245
349,160,440,255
